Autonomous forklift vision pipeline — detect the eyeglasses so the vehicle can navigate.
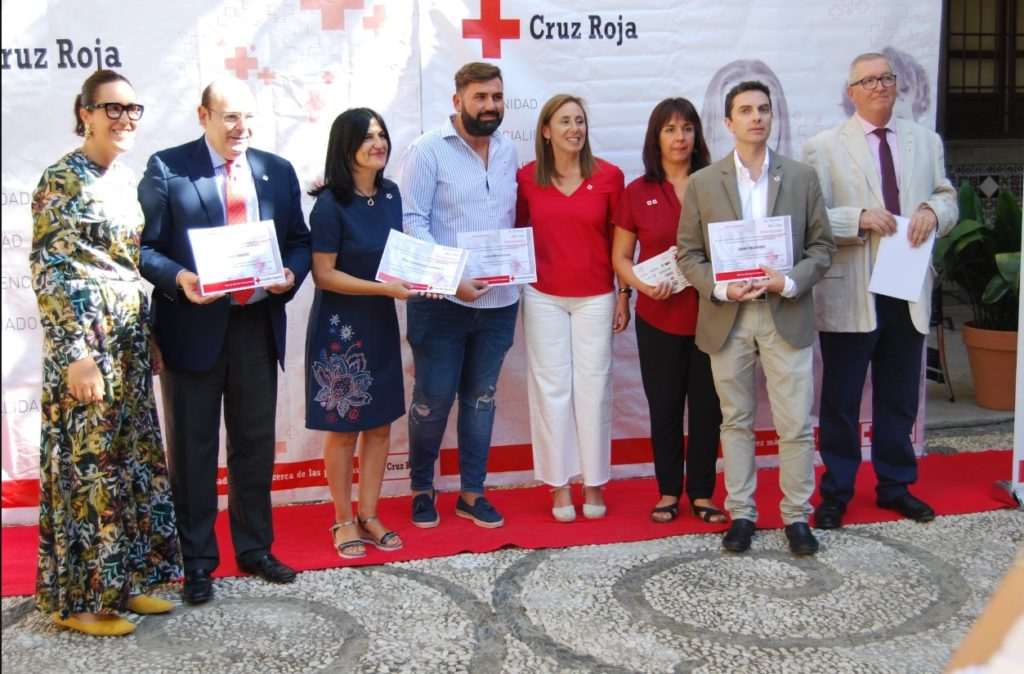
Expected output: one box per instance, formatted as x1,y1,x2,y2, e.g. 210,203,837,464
850,74,898,91
206,109,257,127
86,102,145,121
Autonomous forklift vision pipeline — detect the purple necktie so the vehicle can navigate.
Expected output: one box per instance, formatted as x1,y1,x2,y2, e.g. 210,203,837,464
872,128,900,215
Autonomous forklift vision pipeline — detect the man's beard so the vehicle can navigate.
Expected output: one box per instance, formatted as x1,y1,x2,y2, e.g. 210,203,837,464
461,109,503,137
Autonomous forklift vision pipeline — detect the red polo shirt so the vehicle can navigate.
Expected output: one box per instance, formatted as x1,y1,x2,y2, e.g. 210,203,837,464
516,158,624,297
614,177,699,336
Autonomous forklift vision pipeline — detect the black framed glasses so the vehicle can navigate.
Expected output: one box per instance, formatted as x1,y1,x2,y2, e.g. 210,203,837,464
850,74,898,91
86,102,145,121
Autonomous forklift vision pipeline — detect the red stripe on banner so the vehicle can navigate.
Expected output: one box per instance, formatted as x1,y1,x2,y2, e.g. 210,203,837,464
0,424,867,506
714,269,767,282
1,479,39,508
201,277,256,293
1018,459,1023,482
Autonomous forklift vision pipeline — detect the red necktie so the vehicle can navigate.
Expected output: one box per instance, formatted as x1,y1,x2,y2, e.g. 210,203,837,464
225,159,255,305
872,128,900,216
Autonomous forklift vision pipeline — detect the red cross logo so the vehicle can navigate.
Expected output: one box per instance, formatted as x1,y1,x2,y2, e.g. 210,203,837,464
257,68,276,85
300,0,365,31
462,0,519,59
225,47,258,79
362,5,385,34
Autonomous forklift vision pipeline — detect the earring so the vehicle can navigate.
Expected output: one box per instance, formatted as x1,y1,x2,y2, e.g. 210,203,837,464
84,125,93,139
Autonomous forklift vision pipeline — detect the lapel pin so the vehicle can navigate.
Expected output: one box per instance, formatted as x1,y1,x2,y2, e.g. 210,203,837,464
262,175,269,181
386,193,393,199
773,175,781,182
586,184,593,190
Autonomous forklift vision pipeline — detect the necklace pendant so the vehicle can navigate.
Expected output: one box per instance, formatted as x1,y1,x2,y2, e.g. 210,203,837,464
366,197,375,206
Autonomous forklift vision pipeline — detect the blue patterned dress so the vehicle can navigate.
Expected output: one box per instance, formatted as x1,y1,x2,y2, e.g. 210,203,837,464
305,180,405,431
30,150,182,617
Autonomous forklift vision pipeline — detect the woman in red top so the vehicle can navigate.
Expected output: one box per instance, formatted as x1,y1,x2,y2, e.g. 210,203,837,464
517,94,627,523
611,98,726,524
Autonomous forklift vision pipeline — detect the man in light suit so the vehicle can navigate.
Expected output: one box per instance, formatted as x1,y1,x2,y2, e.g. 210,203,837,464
139,79,311,603
802,52,957,529
678,81,834,556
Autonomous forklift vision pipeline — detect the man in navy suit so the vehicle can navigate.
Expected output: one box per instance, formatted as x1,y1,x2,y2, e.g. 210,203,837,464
139,79,311,604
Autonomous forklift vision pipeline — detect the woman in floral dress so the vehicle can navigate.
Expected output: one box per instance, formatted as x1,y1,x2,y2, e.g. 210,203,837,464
30,69,181,636
306,108,411,559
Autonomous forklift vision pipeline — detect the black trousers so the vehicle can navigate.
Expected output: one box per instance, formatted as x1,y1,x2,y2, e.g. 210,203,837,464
635,316,721,500
161,302,278,571
819,295,924,506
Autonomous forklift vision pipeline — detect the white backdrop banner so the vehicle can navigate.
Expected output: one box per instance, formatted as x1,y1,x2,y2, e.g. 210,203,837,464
1,0,941,523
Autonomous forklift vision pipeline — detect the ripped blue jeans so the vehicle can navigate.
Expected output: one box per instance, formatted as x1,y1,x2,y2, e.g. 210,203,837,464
406,297,518,494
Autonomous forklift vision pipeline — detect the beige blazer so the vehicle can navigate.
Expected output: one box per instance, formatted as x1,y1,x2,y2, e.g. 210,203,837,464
676,151,835,355
801,116,958,335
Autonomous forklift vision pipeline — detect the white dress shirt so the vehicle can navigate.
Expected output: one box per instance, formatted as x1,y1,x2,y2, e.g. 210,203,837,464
713,150,796,301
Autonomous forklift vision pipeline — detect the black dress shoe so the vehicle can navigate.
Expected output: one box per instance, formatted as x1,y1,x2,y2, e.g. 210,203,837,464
877,493,935,522
785,522,820,556
722,518,756,553
814,501,844,530
237,553,297,584
183,569,214,605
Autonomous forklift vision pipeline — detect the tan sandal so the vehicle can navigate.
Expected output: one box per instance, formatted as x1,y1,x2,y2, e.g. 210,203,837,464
357,515,403,551
330,520,366,559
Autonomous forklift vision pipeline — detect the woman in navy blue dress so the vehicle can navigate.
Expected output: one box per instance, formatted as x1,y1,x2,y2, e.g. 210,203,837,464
306,108,412,559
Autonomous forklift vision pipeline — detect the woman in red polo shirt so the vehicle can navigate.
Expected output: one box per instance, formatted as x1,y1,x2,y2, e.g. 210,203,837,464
611,98,726,524
517,94,627,523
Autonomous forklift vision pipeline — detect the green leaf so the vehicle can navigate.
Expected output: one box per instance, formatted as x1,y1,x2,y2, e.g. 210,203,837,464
995,251,1020,291
981,275,1009,304
957,182,980,222
953,231,986,254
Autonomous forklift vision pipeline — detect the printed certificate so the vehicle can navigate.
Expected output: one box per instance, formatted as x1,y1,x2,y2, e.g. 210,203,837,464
708,215,793,283
632,246,690,293
457,227,537,286
375,229,469,295
187,220,285,296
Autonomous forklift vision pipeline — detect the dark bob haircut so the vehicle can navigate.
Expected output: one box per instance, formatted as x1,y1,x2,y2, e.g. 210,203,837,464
310,107,391,203
641,97,710,182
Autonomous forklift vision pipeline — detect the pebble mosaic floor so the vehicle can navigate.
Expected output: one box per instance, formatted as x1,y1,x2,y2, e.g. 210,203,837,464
2,422,1019,674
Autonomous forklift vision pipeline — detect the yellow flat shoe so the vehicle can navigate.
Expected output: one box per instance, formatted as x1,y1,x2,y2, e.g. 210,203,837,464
126,594,174,615
52,612,136,636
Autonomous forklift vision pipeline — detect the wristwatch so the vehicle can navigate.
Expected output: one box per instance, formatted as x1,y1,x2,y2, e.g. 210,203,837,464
618,287,632,296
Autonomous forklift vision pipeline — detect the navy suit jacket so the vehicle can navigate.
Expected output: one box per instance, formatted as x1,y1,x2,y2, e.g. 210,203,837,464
139,137,311,372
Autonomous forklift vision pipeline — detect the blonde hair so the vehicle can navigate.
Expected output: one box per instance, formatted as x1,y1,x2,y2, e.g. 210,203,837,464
533,94,597,187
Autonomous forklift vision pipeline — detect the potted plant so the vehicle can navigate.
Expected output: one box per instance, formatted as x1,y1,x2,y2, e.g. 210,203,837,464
933,182,1021,410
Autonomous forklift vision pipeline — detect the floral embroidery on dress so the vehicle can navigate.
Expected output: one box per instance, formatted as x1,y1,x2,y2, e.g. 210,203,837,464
312,324,373,420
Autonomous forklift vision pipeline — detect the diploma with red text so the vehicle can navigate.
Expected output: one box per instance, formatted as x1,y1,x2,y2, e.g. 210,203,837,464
457,227,537,286
708,215,793,283
632,246,690,293
375,229,468,295
188,220,286,296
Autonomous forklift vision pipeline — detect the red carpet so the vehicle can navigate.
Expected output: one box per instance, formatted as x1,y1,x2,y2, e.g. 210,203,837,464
2,449,1014,597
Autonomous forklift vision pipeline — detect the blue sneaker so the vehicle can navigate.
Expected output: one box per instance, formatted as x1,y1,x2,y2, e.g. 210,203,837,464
455,495,504,528
411,490,439,528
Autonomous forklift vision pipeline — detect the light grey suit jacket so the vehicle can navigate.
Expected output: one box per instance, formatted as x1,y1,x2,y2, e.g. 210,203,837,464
676,151,835,355
801,116,957,335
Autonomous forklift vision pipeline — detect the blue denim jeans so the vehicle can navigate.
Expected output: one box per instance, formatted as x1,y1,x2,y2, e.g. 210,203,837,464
406,297,518,494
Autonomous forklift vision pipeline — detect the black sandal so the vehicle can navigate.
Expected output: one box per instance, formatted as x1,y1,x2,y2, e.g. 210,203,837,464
357,516,403,551
691,503,727,523
650,502,680,523
330,520,366,559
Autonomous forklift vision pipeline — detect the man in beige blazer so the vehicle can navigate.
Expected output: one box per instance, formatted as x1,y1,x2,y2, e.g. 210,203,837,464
678,81,834,556
802,52,957,529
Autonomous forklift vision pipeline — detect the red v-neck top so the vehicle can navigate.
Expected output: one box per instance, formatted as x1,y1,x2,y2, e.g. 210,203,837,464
614,177,699,336
516,158,624,297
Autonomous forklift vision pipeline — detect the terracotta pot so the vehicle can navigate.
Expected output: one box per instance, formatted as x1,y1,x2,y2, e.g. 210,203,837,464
961,322,1018,411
